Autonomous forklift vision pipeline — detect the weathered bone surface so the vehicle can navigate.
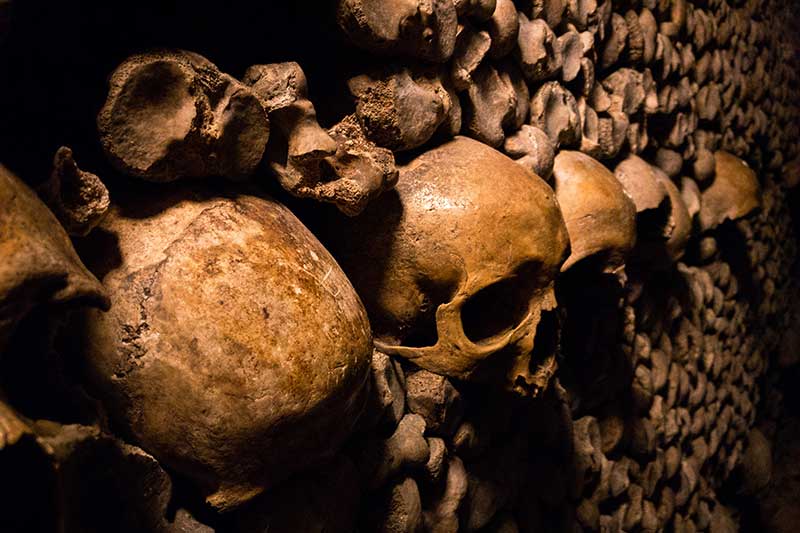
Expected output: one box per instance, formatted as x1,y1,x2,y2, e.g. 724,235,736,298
515,14,562,82
455,0,496,21
529,81,581,148
97,51,269,182
0,165,109,352
324,136,569,397
75,186,372,511
243,62,337,182
461,62,519,147
486,0,518,59
614,155,670,214
39,147,110,237
699,151,762,231
245,62,398,215
336,0,457,62
503,124,555,179
552,151,636,274
348,65,460,152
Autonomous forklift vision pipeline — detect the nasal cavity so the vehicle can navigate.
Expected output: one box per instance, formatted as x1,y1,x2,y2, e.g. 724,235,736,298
530,309,559,365
460,262,542,344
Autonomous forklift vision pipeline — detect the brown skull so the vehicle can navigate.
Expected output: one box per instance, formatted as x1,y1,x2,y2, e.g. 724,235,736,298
325,137,570,396
552,151,636,274
75,185,372,511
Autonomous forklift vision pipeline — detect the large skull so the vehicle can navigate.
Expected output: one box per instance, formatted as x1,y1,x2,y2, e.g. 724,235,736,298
325,137,569,396
698,151,761,231
73,185,372,511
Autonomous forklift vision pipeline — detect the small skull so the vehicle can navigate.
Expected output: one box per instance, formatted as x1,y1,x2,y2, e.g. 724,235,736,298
698,151,761,231
552,151,636,274
324,137,569,397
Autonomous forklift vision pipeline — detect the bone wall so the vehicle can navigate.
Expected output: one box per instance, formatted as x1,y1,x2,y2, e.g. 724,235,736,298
0,0,799,531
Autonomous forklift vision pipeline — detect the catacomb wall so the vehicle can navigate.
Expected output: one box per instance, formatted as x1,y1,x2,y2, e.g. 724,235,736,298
0,0,799,531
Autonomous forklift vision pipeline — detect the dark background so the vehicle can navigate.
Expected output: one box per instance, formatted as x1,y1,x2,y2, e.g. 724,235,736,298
0,0,371,189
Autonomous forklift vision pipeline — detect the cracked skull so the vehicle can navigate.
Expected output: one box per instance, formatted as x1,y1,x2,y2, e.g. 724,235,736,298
73,185,372,511
325,136,569,396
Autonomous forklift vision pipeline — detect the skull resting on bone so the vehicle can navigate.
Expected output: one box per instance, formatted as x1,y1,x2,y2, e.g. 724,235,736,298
323,136,570,397
552,150,636,274
73,185,372,511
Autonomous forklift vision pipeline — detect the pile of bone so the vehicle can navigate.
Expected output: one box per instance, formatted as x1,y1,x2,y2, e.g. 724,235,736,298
335,0,800,194
565,257,766,530
1,0,800,529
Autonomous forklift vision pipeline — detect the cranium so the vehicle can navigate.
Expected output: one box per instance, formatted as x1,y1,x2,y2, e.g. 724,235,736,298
324,137,569,397
0,165,109,352
698,151,761,231
73,185,372,511
97,50,269,182
614,154,672,241
552,151,636,274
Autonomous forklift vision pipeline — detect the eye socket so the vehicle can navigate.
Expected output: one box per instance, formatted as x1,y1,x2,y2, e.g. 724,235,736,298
460,261,545,344
401,276,460,348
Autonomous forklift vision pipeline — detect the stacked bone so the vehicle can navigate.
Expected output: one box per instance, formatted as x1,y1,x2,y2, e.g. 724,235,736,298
0,0,799,530
332,0,800,531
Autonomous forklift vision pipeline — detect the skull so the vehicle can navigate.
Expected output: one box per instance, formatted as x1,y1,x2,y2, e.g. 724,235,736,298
698,151,761,231
73,184,372,511
324,137,569,396
551,153,635,405
613,154,677,267
0,165,109,352
551,151,636,274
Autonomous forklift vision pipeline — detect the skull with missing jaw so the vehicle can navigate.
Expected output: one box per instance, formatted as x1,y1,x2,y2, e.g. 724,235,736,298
324,137,570,397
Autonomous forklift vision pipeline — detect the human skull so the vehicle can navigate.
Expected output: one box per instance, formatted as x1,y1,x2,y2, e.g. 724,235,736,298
324,137,569,397
0,165,108,352
551,151,636,274
74,185,372,511
698,151,761,231
614,154,675,249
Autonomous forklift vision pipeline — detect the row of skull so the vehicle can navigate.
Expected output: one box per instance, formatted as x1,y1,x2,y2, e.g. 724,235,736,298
0,55,761,515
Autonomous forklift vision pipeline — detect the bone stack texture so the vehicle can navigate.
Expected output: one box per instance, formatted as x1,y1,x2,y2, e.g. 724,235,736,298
1,0,799,530
325,0,800,531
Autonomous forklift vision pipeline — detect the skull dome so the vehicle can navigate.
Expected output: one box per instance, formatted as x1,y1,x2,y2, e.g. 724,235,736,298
552,151,637,274
325,136,570,397
74,185,372,511
699,151,761,231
